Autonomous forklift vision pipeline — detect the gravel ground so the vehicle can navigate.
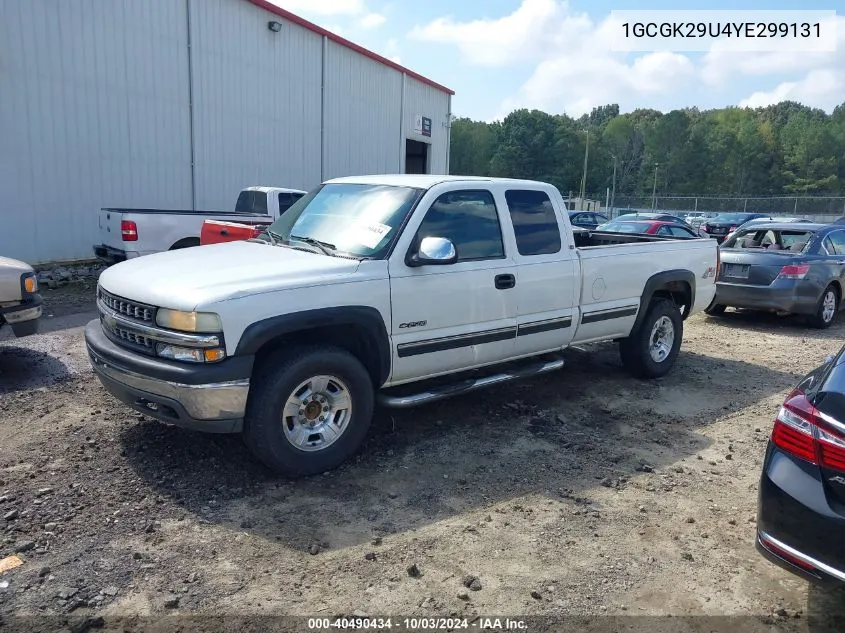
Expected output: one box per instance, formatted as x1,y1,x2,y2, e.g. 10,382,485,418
2,285,845,632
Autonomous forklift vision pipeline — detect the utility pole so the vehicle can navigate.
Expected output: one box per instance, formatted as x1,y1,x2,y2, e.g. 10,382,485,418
610,154,617,215
651,162,659,210
579,130,590,207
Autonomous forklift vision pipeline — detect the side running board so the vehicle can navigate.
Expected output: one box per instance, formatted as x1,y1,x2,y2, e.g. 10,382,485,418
377,357,565,409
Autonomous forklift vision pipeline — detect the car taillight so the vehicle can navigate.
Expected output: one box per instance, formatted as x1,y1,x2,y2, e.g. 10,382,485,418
777,264,809,280
121,220,138,242
771,389,845,472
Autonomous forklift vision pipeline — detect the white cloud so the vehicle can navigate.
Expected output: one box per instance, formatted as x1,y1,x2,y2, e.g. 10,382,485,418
359,13,386,29
739,69,845,111
409,0,588,67
383,37,401,64
412,0,695,118
268,0,366,16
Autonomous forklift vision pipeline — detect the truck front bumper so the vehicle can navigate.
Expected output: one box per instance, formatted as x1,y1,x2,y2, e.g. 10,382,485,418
1,295,43,337
84,319,253,433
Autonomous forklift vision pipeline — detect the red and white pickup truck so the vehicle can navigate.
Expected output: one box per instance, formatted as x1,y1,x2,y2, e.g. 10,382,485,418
93,186,306,264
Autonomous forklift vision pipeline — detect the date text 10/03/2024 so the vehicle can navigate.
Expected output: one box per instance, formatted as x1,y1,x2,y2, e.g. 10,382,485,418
307,618,529,630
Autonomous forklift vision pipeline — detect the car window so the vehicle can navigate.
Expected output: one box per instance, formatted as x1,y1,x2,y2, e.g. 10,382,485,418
571,213,586,223
656,225,671,236
278,193,295,214
827,230,845,255
594,214,608,224
235,190,268,214
415,190,505,262
669,226,694,237
504,190,562,256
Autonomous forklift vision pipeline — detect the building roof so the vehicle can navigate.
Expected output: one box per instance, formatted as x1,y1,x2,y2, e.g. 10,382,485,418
245,0,455,96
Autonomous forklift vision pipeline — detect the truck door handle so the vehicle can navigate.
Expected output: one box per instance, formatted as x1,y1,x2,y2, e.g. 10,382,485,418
495,274,516,290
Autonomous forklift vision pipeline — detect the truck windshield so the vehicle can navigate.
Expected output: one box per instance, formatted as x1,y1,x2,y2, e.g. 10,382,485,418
264,183,424,257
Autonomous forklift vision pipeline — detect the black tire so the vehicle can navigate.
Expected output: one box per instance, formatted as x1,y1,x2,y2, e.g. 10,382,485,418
806,284,839,329
243,345,374,478
704,302,726,316
170,237,200,250
619,298,683,379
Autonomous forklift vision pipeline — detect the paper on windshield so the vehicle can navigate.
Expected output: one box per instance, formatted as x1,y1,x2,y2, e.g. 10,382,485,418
350,222,392,249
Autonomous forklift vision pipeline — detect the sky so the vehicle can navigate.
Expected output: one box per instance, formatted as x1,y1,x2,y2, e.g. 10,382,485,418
268,0,844,122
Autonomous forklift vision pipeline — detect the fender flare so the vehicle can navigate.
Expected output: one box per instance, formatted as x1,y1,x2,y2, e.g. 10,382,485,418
630,269,696,333
233,306,391,385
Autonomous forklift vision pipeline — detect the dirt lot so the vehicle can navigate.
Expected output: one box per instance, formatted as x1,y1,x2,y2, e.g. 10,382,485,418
2,283,845,631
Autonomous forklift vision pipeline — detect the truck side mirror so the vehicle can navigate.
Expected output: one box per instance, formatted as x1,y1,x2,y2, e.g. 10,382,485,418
407,236,457,267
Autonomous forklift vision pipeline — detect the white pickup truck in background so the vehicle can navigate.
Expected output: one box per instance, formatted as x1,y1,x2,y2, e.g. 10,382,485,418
93,186,307,264
85,175,718,477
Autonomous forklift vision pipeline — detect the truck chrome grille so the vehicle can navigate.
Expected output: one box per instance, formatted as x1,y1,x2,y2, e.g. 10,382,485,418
101,317,155,351
97,288,155,323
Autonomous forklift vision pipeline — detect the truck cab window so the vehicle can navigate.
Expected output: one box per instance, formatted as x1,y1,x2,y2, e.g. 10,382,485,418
278,193,294,214
414,190,504,262
504,189,562,256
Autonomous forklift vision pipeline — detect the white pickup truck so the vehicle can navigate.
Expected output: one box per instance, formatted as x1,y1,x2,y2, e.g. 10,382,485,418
84,175,718,477
93,186,307,264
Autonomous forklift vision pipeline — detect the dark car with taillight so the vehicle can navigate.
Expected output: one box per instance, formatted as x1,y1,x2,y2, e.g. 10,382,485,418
568,211,609,230
701,212,772,243
757,345,845,585
705,222,845,328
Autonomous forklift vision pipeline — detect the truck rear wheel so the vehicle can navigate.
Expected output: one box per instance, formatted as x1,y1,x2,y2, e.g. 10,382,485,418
243,345,374,477
619,298,683,379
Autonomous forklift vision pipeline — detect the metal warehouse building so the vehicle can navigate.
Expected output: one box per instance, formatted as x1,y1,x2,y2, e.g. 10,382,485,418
0,0,454,264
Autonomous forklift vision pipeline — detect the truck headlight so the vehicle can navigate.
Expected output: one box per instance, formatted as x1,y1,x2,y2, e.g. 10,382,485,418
156,344,227,363
155,309,221,332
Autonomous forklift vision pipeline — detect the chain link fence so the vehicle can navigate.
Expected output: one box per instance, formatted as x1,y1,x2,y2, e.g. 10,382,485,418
586,194,845,222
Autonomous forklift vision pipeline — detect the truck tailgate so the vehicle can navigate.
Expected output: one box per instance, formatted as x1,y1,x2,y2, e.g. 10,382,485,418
98,209,128,249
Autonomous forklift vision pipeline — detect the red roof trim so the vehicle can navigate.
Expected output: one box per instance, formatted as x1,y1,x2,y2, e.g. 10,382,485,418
245,0,455,96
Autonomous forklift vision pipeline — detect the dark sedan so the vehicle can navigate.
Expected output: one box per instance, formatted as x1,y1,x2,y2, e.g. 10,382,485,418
701,212,773,243
706,222,845,328
568,211,609,229
756,344,845,585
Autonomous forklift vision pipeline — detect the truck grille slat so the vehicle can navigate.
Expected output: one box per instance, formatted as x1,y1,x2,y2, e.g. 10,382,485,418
97,288,154,323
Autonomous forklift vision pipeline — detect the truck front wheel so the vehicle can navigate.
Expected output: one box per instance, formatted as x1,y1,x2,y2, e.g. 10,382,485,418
244,345,374,477
619,298,683,379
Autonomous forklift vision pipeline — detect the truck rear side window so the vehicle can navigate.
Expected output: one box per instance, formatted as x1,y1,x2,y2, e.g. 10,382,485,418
415,190,504,261
235,191,268,214
504,190,562,256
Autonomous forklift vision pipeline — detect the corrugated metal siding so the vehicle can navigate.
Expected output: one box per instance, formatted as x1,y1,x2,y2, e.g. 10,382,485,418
188,0,322,209
1,0,452,264
402,79,451,175
0,0,192,263
322,40,402,179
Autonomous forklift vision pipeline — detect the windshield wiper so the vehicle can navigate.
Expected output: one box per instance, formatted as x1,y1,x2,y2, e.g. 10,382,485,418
289,234,336,255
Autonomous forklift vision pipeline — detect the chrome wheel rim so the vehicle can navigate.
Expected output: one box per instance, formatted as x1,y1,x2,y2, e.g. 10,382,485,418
282,375,352,452
649,316,675,363
822,291,837,323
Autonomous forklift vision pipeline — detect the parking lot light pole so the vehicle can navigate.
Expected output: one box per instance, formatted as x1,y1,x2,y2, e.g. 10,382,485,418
651,163,659,210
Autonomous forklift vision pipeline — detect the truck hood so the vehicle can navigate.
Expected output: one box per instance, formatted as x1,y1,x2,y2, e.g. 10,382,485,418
98,241,361,310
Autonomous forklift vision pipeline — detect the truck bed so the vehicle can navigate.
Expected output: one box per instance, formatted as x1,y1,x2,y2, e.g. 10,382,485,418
574,229,698,248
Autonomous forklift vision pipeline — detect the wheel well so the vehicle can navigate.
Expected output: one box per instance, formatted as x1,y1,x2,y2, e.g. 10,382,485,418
170,237,200,250
254,324,383,386
652,280,692,318
828,280,842,299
